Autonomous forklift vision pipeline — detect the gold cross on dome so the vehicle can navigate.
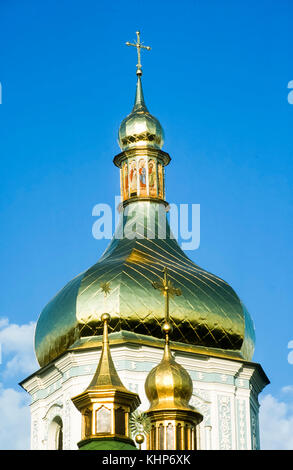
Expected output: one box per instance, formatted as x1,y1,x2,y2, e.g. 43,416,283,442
152,267,182,323
100,281,111,314
126,31,151,76
100,281,111,297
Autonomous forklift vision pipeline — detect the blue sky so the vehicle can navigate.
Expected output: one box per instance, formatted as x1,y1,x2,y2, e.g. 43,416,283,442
0,0,292,449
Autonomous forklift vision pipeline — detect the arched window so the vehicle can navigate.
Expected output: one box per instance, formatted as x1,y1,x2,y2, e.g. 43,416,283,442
96,406,111,434
84,409,92,438
176,423,182,450
48,416,63,450
115,407,125,435
166,423,174,450
184,425,189,449
151,425,156,450
158,424,164,450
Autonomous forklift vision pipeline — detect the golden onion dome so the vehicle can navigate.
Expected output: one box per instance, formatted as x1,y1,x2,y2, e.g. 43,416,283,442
118,75,164,151
145,322,194,412
34,201,256,368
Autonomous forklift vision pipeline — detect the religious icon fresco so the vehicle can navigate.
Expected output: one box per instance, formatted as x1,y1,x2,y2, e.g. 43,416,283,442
122,162,129,200
158,163,164,199
139,158,147,196
148,159,157,197
129,160,138,197
120,158,165,201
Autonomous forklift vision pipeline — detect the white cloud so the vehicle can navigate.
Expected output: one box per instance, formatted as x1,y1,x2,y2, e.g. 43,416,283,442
259,393,293,450
281,385,293,394
0,318,9,329
0,318,39,449
0,317,38,379
288,340,293,364
0,383,30,449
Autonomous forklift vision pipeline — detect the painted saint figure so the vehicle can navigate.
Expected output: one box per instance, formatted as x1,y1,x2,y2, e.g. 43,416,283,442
122,162,129,200
158,163,163,199
148,160,157,197
129,160,137,196
139,158,147,196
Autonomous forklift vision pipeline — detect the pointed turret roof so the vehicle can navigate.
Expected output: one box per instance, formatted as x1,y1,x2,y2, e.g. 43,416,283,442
132,75,148,113
86,313,128,392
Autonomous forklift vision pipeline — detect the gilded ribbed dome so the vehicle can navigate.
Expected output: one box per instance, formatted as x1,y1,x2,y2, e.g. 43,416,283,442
145,323,194,412
118,76,164,151
35,201,255,367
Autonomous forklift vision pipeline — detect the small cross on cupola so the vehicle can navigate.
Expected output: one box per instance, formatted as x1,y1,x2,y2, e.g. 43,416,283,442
126,30,151,76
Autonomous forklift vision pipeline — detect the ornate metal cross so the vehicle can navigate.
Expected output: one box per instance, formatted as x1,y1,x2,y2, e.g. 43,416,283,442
152,267,182,323
126,31,151,76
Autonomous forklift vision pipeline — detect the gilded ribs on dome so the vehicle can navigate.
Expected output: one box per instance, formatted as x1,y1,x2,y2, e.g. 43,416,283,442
35,202,255,367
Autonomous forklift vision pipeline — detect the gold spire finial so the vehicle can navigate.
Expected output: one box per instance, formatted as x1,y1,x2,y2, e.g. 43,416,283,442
126,31,151,76
145,271,203,450
87,312,126,390
152,267,182,323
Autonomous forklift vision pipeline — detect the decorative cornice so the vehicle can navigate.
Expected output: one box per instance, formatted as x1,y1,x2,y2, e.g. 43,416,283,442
122,196,169,208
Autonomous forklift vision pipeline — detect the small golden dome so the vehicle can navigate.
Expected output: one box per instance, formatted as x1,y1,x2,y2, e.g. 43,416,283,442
100,312,110,323
145,323,194,413
118,76,164,151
